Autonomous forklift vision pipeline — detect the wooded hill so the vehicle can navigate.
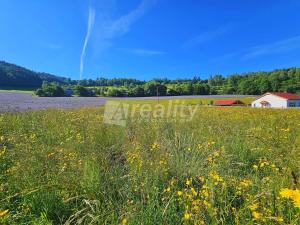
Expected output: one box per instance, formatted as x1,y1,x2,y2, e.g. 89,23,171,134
0,61,70,88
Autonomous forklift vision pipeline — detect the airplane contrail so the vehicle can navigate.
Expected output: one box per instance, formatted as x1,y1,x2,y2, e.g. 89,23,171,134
80,7,96,80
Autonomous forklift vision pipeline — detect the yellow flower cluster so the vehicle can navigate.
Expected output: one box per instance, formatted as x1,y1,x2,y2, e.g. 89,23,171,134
0,146,7,157
280,188,300,209
248,203,264,221
150,142,160,151
280,128,290,132
236,179,252,195
207,146,225,163
209,172,224,186
252,158,279,172
162,175,219,222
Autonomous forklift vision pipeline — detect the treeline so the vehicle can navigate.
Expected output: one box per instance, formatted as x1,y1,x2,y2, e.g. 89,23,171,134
76,78,145,87
1,60,300,96
89,81,210,97
64,67,300,97
84,68,300,97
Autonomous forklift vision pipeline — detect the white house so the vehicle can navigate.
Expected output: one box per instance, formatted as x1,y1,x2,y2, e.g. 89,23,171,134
252,92,300,108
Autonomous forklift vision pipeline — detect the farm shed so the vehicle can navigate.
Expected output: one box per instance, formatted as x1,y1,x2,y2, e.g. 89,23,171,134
214,99,245,106
251,92,300,108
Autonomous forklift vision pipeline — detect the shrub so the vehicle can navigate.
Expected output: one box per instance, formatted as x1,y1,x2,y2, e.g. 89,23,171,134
74,85,95,97
35,82,66,97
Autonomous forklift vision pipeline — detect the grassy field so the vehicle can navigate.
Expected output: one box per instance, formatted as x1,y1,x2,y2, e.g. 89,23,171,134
116,97,255,105
0,100,300,224
0,89,34,95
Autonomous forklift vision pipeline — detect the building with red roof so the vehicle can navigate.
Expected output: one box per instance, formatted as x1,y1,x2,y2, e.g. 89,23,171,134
214,99,245,106
251,92,300,108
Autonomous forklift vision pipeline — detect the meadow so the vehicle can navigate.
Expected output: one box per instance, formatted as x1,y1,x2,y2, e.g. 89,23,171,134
0,88,34,95
0,100,300,224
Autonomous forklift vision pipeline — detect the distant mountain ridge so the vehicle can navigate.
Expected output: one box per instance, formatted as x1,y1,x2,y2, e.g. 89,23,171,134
0,61,70,88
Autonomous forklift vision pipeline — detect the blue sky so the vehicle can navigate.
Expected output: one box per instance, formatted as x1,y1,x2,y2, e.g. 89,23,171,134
1,0,300,80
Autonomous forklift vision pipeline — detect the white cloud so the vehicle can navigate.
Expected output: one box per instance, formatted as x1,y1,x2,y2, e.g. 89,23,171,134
242,35,300,60
212,35,300,64
80,7,96,80
183,24,233,49
130,48,166,56
107,0,158,38
79,0,158,79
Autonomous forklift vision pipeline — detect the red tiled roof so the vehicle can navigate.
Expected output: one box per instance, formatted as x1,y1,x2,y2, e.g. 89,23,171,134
268,92,300,100
214,99,244,106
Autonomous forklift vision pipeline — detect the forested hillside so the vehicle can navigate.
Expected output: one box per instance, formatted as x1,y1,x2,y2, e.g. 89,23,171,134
0,61,70,88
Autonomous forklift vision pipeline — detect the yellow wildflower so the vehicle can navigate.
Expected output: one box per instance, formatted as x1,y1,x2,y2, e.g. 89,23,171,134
203,200,211,208
260,162,265,168
199,176,205,182
151,142,160,150
191,188,197,196
177,191,183,196
276,217,284,222
184,212,192,220
207,156,213,163
0,209,9,217
249,203,258,211
280,128,290,132
280,188,294,198
169,177,176,186
279,188,300,209
186,178,192,186
122,218,128,224
213,151,220,157
199,220,205,225
47,152,55,157
252,211,262,220
192,205,200,212
201,189,209,198
240,179,252,187
0,148,6,157
164,187,171,193
192,199,200,206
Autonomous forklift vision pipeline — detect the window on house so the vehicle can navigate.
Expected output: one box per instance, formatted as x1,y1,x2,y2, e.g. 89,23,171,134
289,102,296,107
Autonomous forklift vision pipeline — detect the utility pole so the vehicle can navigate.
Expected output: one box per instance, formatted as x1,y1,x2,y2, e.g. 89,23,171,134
157,86,159,103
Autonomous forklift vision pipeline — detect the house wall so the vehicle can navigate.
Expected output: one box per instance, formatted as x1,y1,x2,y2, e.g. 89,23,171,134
251,95,288,108
287,100,300,107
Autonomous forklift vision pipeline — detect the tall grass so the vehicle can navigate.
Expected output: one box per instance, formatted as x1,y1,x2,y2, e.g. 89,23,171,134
0,104,299,224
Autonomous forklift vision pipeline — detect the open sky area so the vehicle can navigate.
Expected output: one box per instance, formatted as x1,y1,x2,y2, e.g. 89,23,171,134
1,0,300,80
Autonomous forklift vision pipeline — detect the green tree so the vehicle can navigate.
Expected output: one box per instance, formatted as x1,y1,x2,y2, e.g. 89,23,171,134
74,85,95,97
144,82,167,96
131,86,145,97
35,82,66,97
